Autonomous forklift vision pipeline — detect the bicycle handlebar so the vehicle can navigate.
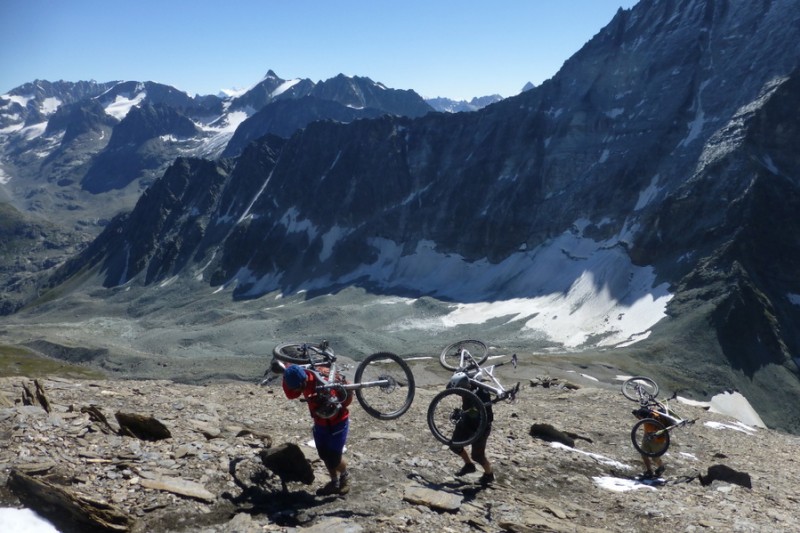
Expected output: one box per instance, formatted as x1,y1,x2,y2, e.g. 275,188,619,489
492,381,521,403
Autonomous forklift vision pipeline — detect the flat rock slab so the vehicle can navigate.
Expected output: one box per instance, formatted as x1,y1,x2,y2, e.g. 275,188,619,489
140,476,215,502
402,483,462,512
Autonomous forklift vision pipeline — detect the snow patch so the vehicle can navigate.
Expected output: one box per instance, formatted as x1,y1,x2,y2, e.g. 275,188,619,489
679,79,711,148
320,225,353,262
40,96,62,115
218,87,249,98
704,421,758,434
682,391,766,428
280,207,319,241
21,122,47,141
550,442,632,470
269,222,674,349
105,92,146,120
634,174,661,210
271,79,301,98
762,154,780,175
0,507,60,532
593,476,656,492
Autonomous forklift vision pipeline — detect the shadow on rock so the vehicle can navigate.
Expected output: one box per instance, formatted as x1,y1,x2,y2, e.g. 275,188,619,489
699,464,752,489
224,445,322,528
529,423,593,447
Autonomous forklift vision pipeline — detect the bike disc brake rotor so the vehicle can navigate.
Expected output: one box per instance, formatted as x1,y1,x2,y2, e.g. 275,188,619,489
376,374,397,393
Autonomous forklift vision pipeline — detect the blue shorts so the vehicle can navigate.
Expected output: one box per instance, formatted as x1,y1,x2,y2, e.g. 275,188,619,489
313,419,349,469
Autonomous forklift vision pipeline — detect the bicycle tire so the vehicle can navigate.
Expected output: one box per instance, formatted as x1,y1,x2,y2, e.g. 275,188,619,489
622,376,659,402
272,342,328,365
439,340,489,371
631,418,670,457
353,352,416,420
427,388,488,447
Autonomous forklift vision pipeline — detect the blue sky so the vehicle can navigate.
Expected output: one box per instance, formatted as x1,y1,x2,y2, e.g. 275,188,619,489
1,1,638,101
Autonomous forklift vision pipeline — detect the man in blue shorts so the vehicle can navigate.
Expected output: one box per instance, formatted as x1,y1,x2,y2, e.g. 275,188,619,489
283,364,352,495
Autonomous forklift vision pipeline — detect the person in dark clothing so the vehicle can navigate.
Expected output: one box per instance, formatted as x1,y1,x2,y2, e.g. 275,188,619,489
633,407,668,478
449,377,495,484
283,364,352,495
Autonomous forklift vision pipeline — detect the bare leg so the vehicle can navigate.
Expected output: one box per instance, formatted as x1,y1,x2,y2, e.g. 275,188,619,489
332,458,348,480
458,449,473,467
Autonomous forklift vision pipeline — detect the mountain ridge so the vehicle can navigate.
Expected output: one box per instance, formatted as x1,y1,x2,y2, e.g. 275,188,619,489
2,0,800,435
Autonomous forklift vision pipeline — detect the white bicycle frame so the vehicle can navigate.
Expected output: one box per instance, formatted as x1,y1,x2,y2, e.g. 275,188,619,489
453,348,519,401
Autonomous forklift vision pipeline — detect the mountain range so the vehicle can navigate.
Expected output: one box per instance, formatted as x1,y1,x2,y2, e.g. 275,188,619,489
1,0,799,433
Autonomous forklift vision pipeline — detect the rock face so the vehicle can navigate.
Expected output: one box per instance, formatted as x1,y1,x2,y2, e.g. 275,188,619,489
33,0,800,431
1,365,798,532
0,72,434,313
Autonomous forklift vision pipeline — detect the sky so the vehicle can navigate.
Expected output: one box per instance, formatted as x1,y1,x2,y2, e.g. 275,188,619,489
1,0,638,101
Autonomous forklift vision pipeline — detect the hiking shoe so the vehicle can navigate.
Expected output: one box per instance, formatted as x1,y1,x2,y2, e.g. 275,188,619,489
338,471,351,495
641,470,655,479
455,463,477,476
655,466,666,477
316,480,339,496
479,472,495,485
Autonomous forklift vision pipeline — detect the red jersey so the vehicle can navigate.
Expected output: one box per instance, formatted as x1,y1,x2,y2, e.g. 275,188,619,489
283,367,351,425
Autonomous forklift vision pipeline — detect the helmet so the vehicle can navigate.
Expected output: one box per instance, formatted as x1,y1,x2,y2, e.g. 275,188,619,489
447,371,471,390
283,365,307,389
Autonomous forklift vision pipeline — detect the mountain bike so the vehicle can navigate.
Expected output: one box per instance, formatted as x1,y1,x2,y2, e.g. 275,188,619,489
265,341,416,420
622,376,696,457
427,341,520,447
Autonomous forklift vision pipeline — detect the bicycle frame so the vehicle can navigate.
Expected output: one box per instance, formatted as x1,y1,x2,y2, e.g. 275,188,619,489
626,379,685,423
264,342,396,393
267,341,417,421
451,348,520,402
628,382,696,436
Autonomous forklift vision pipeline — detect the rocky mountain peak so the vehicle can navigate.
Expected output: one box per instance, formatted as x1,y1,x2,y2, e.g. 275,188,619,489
2,0,800,444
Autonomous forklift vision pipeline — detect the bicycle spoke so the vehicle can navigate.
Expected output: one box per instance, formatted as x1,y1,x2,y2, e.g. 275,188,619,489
427,388,487,447
439,340,488,371
273,342,328,365
631,418,670,457
622,376,659,402
354,352,415,420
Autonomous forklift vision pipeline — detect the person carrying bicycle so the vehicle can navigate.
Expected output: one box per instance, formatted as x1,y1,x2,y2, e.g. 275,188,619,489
449,374,495,484
283,364,353,495
632,407,667,478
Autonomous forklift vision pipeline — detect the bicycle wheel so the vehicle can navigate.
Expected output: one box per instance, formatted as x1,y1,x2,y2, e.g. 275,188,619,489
622,376,659,402
427,388,488,447
631,418,670,457
439,340,488,371
353,352,416,420
273,342,328,365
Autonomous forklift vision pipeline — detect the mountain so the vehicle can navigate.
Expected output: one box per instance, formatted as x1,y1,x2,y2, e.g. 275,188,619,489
0,202,85,314
0,72,434,311
5,0,800,434
425,94,504,113
221,74,433,158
